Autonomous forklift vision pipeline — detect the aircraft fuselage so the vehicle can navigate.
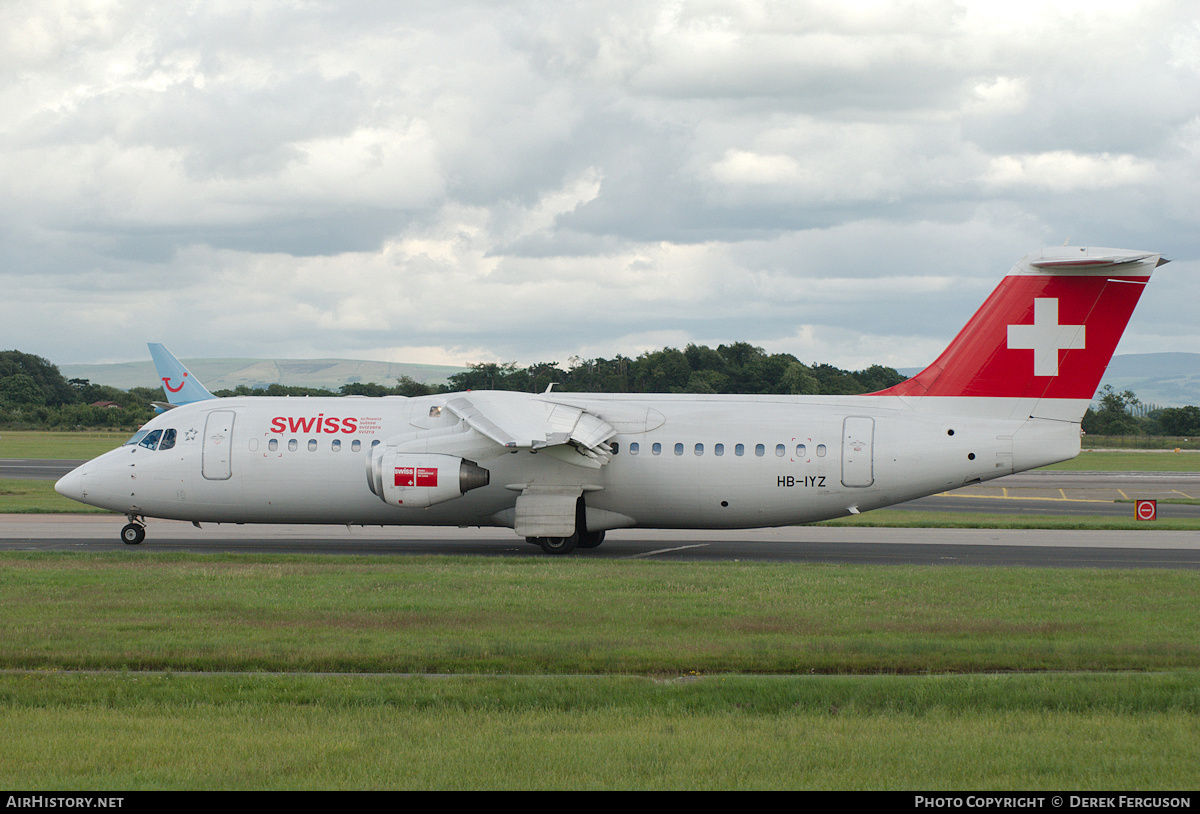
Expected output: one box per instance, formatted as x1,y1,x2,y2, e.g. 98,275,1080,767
56,391,1077,531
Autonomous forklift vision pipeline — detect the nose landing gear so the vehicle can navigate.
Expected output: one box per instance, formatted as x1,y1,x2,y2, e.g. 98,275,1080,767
121,516,146,545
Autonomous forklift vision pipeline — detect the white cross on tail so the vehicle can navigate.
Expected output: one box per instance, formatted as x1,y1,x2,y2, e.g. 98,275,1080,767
1006,297,1085,377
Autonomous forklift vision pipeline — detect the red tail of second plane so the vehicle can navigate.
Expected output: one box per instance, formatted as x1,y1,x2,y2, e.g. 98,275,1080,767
873,247,1163,417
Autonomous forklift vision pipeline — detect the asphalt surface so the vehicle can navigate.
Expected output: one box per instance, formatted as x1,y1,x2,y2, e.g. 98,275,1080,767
0,458,88,480
0,514,1196,568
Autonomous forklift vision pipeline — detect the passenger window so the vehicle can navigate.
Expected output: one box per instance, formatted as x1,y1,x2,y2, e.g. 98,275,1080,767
714,443,724,456
816,444,827,457
268,439,278,452
776,444,785,457
352,440,362,452
159,429,177,451
735,443,744,456
694,443,703,456
796,444,806,457
288,439,298,452
630,442,639,455
138,430,162,450
674,443,684,456
652,442,662,456
612,443,619,455
332,439,341,452
755,444,765,457
308,439,317,452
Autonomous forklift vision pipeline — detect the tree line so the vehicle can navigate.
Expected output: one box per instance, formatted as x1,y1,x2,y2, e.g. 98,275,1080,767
0,350,161,431
1081,385,1200,437
2,347,1198,437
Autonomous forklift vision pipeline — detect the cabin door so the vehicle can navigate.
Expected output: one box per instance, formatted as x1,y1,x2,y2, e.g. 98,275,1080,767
202,410,235,481
841,416,874,488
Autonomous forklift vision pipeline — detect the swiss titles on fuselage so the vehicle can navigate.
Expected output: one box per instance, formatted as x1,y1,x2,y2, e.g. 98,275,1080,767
269,414,359,434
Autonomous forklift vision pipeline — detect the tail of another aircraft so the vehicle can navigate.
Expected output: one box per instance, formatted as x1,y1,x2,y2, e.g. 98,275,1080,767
872,247,1163,420
148,343,216,410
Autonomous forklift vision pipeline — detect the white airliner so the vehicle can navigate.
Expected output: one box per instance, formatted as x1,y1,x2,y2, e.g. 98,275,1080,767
55,247,1164,553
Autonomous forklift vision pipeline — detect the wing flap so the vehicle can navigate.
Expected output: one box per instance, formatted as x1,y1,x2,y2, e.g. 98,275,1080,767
444,392,616,466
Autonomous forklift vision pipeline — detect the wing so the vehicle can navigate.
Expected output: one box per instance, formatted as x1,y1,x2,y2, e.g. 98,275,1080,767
443,392,616,468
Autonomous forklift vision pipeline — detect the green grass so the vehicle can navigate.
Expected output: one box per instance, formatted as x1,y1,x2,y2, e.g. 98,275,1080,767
0,479,113,513
821,509,1200,530
1,553,1198,789
3,672,1198,790
1044,449,1200,472
1083,435,1200,450
4,554,1198,675
0,430,126,459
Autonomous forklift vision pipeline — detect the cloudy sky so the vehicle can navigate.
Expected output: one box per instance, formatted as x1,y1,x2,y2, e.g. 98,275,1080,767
3,0,1199,375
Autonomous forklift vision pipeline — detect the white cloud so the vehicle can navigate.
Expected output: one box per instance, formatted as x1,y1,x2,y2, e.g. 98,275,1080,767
710,150,803,186
966,77,1029,116
1,0,1197,374
980,151,1158,190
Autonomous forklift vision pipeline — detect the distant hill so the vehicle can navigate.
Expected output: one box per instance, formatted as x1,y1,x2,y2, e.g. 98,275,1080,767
60,352,1200,405
60,357,466,393
1096,352,1200,408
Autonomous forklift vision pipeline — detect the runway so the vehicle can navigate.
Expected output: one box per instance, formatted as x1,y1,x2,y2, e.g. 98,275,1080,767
0,459,88,480
3,513,1198,569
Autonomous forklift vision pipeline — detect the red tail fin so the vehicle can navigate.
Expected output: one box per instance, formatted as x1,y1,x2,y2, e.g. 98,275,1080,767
874,247,1162,401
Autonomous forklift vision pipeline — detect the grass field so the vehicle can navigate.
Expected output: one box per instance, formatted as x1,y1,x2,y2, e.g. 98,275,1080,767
1045,449,1200,472
0,430,127,459
823,509,1200,530
1,553,1198,789
3,671,1197,790
0,479,113,513
7,554,1198,675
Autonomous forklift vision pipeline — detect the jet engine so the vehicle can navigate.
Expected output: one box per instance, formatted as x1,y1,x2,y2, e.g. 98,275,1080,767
367,450,490,509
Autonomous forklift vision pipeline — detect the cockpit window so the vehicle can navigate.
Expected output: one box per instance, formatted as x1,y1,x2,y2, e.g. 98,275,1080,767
123,430,149,447
124,428,173,450
138,429,163,450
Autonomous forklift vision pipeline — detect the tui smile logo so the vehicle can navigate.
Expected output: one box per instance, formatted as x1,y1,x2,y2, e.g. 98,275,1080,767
162,373,188,393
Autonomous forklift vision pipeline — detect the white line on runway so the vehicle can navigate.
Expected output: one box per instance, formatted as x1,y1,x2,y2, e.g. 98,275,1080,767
625,544,711,559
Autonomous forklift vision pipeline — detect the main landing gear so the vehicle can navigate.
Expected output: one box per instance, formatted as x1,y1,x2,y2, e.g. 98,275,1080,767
121,516,146,545
525,495,607,555
527,531,605,555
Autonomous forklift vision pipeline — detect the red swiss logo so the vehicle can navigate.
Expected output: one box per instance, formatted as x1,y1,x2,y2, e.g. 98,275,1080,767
394,467,438,487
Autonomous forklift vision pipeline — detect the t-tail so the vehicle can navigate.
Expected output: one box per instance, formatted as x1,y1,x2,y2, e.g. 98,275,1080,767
147,343,216,411
872,247,1165,422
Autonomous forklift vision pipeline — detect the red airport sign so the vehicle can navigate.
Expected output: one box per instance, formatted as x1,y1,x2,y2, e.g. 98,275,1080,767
1135,499,1157,521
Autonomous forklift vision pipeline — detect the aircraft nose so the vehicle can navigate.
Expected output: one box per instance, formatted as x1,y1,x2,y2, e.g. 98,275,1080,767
55,467,85,501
